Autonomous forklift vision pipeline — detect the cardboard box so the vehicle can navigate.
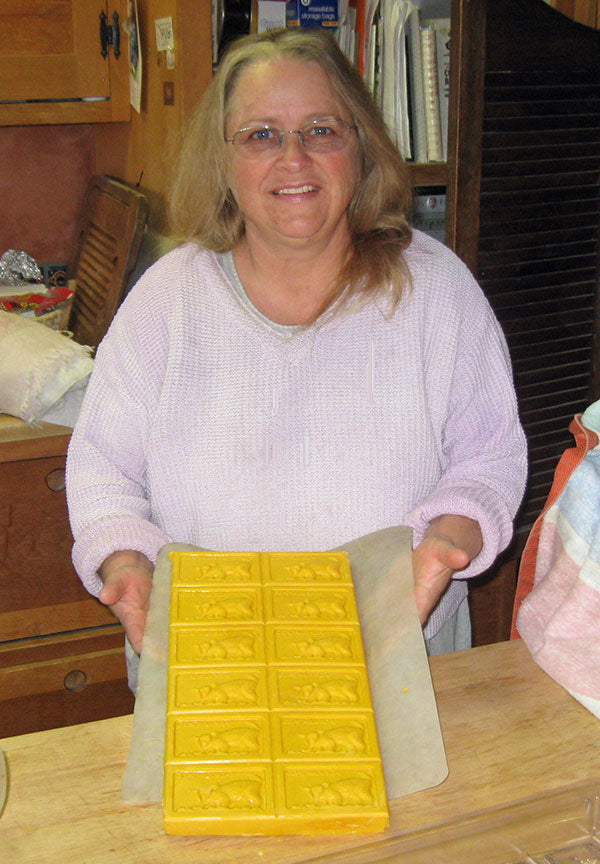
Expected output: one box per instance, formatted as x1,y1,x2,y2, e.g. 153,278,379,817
286,0,339,28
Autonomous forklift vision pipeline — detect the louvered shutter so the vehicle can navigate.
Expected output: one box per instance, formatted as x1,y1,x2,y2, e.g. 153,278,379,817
67,176,148,348
478,69,600,532
449,0,600,544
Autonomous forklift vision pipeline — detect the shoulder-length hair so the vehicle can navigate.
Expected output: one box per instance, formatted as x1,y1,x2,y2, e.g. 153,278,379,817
169,27,413,311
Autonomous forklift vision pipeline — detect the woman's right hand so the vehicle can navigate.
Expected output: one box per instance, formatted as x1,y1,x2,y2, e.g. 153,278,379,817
98,550,154,654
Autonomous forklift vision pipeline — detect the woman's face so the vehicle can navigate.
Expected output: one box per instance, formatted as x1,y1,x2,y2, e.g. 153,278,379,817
225,58,361,254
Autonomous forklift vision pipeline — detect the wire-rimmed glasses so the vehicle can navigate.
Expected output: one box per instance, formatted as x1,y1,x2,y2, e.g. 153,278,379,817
225,118,357,159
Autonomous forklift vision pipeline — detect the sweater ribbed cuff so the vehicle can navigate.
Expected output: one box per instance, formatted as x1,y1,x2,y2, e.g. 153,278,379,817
405,487,513,579
71,515,171,596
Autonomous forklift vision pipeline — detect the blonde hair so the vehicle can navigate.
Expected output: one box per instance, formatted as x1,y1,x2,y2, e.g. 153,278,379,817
169,28,413,310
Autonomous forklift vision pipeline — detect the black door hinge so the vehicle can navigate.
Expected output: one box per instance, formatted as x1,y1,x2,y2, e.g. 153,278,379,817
100,10,121,59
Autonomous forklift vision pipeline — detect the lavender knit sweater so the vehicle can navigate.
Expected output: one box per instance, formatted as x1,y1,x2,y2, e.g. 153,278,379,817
66,230,526,638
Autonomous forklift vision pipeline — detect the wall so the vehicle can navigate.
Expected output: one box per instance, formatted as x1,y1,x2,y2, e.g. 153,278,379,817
0,125,94,264
93,0,212,233
0,0,212,266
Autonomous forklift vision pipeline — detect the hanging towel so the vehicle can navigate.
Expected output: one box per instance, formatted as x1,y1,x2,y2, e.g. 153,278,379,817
513,400,600,719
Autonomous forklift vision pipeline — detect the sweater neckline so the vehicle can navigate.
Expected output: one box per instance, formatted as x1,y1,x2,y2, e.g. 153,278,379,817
215,250,306,336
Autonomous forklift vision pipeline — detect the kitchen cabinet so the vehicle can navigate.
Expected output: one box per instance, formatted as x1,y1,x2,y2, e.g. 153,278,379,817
0,416,134,737
0,1,129,125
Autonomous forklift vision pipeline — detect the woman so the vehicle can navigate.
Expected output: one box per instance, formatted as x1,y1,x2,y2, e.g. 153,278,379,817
66,28,526,663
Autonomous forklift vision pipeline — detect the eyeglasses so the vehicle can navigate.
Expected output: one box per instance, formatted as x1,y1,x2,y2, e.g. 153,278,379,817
225,118,357,159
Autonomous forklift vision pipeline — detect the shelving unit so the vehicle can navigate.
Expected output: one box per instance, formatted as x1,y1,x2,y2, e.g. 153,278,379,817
409,162,449,187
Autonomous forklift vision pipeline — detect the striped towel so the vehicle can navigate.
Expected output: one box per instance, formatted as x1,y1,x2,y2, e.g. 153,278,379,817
513,400,600,719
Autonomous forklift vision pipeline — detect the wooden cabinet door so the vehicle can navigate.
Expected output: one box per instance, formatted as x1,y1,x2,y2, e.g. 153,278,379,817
1,2,110,101
0,0,129,124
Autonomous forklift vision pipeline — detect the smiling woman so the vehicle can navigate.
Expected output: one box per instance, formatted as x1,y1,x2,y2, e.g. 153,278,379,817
65,28,526,685
169,28,414,317
223,57,362,323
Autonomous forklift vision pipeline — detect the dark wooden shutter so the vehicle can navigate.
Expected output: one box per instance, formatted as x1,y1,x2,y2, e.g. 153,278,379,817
479,66,600,532
449,0,600,543
67,175,148,348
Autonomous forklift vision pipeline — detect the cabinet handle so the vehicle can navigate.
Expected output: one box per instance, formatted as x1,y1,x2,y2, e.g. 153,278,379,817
64,670,88,692
45,468,66,492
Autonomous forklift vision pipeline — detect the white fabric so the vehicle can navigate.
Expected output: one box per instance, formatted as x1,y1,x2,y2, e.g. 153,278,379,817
0,311,93,425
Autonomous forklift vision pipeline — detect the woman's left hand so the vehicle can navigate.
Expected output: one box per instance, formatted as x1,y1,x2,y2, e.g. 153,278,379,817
412,514,483,625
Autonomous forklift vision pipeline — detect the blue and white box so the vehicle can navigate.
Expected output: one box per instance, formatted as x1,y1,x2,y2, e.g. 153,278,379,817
286,0,339,28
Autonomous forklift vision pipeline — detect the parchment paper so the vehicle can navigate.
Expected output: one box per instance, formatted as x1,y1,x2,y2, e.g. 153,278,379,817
121,526,448,803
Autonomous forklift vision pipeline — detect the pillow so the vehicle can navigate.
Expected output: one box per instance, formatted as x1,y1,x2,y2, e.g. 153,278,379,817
0,310,93,425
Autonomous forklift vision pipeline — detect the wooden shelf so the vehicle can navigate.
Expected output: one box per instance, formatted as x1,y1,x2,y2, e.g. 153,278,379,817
408,162,448,187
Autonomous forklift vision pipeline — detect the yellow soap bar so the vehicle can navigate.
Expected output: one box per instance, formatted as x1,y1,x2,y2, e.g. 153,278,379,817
164,551,389,836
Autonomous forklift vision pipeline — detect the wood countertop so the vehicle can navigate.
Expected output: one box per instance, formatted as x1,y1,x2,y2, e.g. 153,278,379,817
3,639,600,863
0,414,71,462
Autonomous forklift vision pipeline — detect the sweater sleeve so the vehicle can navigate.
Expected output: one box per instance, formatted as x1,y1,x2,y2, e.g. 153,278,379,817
403,248,527,578
65,269,172,596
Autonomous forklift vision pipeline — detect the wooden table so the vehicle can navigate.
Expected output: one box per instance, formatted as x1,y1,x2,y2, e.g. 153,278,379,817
2,640,600,863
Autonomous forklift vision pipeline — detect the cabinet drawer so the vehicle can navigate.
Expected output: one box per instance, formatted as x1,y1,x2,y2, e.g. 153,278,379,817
0,455,114,640
0,626,134,737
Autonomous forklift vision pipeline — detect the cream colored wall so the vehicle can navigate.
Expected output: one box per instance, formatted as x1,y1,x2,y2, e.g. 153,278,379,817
93,0,213,233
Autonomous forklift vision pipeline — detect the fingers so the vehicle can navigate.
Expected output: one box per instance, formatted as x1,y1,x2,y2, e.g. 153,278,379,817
412,516,482,626
413,565,452,624
97,562,153,654
438,544,469,572
123,607,148,655
412,536,469,624
98,570,126,607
